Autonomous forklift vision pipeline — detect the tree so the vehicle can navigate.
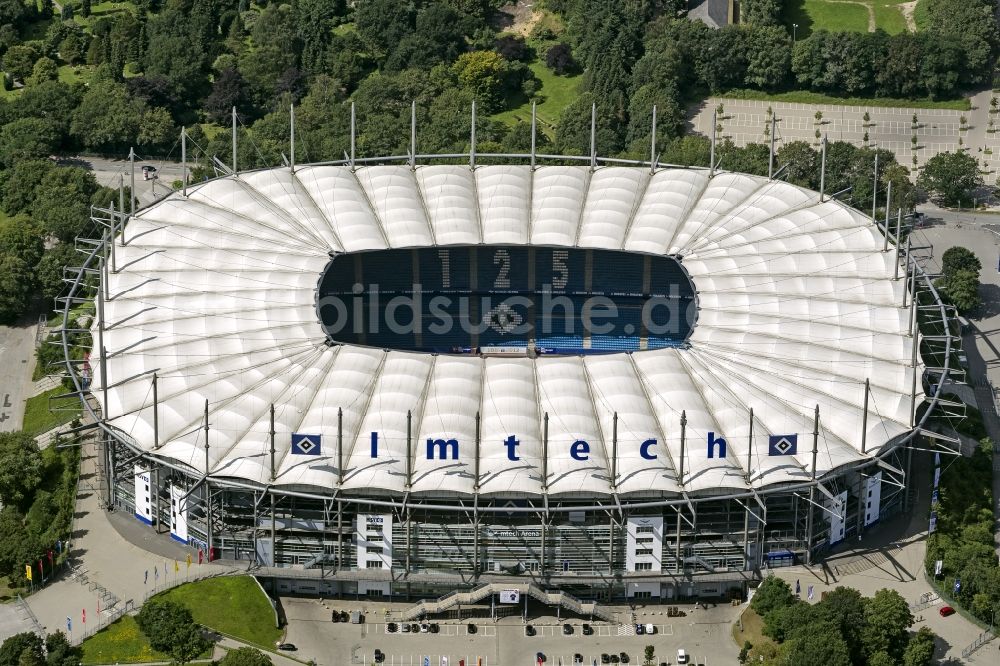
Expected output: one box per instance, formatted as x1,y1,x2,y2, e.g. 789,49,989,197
812,586,866,664
36,244,77,303
219,647,273,666
917,151,982,206
902,627,936,666
26,57,58,87
782,621,851,666
42,632,79,666
354,0,415,57
451,51,510,113
135,601,209,663
138,106,178,148
205,68,249,124
0,118,60,166
642,645,654,666
495,35,530,62
941,246,982,278
0,215,44,268
545,43,576,75
940,269,981,312
70,70,144,151
0,633,43,666
740,0,784,26
2,44,41,83
861,589,913,663
776,141,819,188
0,432,42,508
751,576,795,616
744,26,790,90
30,167,101,242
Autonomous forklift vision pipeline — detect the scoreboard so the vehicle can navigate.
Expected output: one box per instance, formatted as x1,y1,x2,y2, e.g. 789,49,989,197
318,246,695,354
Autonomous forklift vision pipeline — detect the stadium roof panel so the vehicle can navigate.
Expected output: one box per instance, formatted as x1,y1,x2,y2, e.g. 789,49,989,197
93,164,922,500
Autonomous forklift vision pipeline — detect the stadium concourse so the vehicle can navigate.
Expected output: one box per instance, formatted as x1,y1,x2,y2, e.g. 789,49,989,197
64,151,953,604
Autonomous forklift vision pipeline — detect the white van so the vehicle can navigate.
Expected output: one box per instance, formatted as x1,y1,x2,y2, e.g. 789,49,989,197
676,648,688,664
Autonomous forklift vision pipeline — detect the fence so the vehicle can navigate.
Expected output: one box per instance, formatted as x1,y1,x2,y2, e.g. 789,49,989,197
961,628,997,659
70,599,134,645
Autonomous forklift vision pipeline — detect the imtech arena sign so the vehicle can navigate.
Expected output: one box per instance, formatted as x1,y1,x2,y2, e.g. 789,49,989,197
290,431,801,460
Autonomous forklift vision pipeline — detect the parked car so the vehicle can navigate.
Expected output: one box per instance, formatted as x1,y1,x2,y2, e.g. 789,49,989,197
645,623,655,635
331,611,340,622
402,623,411,633
573,654,584,664
536,652,546,663
374,649,385,663
619,653,629,663
563,623,573,635
141,165,157,181
600,654,611,664
676,648,689,664
420,623,429,633
635,623,645,635
525,624,536,636
582,623,594,635
467,622,477,634
386,622,397,633
939,605,956,617
277,643,297,652
429,623,440,633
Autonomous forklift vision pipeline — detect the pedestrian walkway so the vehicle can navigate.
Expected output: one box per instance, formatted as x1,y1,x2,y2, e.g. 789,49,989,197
25,432,234,644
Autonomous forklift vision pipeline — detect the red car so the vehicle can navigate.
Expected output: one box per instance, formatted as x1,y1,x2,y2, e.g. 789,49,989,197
939,606,956,617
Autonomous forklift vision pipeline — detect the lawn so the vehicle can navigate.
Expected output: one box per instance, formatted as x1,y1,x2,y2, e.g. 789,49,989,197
731,607,776,654
492,59,582,137
22,387,82,438
784,1,913,38
719,88,970,111
80,616,172,665
155,576,280,648
57,64,94,86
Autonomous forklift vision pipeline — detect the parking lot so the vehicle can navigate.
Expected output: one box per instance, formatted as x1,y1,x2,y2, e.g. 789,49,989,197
281,597,734,666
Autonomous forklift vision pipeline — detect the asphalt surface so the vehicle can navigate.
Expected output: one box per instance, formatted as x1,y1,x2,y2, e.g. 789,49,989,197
69,155,187,209
0,322,40,434
690,89,999,183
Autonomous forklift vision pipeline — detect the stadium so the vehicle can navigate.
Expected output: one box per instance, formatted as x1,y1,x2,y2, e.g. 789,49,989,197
62,122,954,606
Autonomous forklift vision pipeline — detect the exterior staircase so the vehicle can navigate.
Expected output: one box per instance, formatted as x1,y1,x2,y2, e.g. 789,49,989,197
401,581,613,622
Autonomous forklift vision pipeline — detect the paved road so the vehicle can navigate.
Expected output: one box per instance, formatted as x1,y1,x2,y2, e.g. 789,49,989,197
67,156,186,209
690,94,1000,183
25,427,233,644
281,595,738,666
0,323,40,433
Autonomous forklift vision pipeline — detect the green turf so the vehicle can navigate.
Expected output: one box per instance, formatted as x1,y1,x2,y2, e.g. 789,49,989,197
492,58,582,137
80,615,173,665
872,2,909,35
784,0,871,38
57,64,93,86
784,1,916,38
22,387,82,438
913,0,931,30
155,576,280,648
719,88,970,110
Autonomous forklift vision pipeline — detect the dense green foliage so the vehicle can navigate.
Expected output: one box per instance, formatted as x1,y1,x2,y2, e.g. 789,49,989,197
0,632,81,666
0,432,79,587
925,439,1000,626
135,600,211,664
219,647,273,666
744,577,930,666
935,245,983,313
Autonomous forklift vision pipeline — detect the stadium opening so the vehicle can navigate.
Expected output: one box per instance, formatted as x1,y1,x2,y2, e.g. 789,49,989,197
317,246,696,354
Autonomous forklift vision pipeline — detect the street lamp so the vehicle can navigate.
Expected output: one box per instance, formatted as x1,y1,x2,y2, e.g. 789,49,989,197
793,23,799,44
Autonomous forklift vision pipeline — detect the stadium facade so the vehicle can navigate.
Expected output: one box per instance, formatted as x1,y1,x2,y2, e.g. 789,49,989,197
64,140,955,603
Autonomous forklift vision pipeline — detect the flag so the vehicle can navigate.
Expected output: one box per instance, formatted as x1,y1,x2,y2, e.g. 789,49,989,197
954,578,961,594
97,598,101,613
66,617,71,633
56,540,62,555
198,549,203,565
25,564,32,581
154,565,159,581
82,609,86,624
174,560,179,573
291,433,322,455
47,550,53,566
795,579,801,595
807,585,814,600
144,570,148,585
186,553,192,569
38,559,43,576
768,434,798,456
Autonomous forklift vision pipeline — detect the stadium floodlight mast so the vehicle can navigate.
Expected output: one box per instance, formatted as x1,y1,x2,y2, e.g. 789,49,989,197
470,100,477,170
590,102,597,171
872,147,879,222
768,113,776,179
232,106,238,174
819,133,827,202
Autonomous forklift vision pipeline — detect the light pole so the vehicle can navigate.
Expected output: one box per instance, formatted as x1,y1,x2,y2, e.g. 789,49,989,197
793,23,799,44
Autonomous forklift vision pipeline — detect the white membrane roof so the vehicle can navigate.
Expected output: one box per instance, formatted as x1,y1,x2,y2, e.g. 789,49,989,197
94,165,921,499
